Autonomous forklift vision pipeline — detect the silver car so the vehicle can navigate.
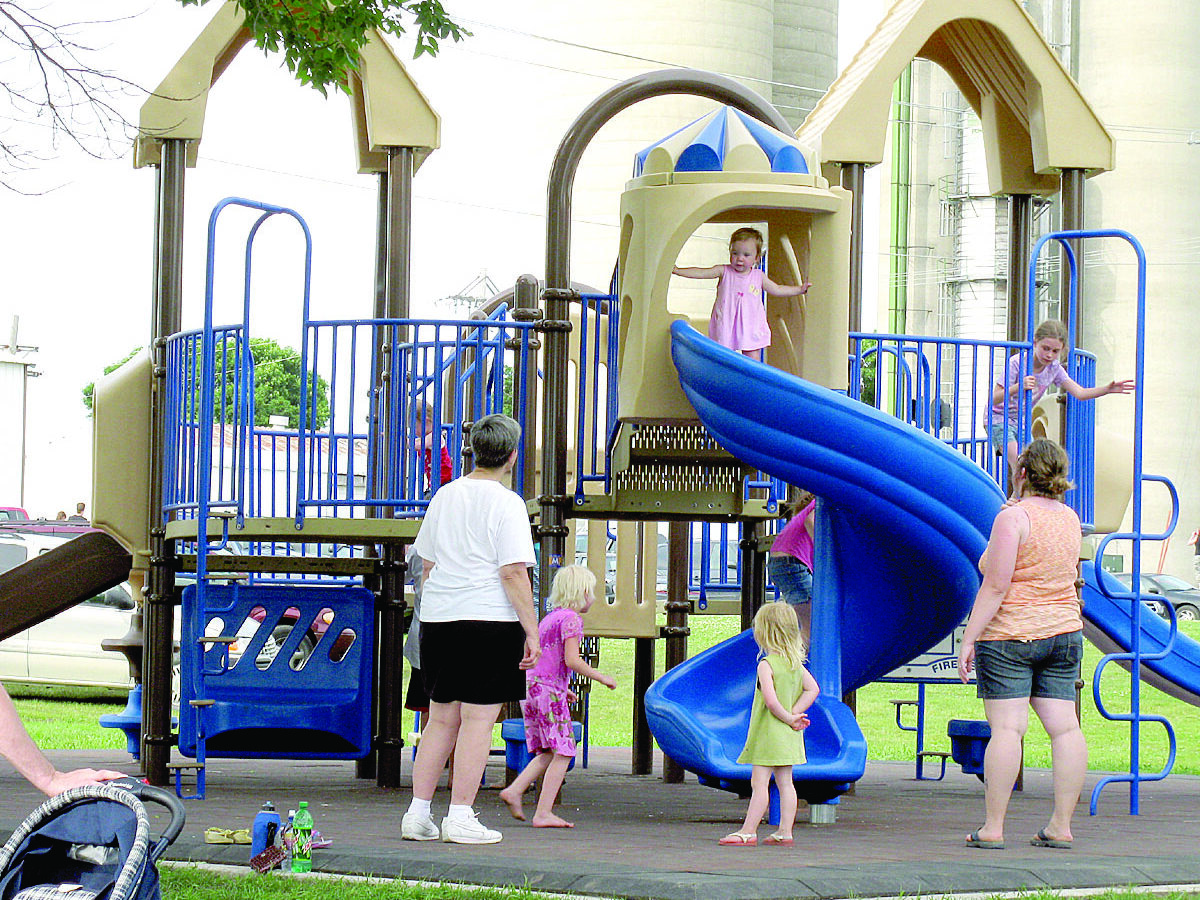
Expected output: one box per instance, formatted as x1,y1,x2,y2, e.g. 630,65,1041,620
0,533,135,695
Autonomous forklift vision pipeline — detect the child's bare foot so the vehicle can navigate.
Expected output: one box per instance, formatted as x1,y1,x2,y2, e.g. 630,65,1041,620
499,787,526,821
531,812,574,828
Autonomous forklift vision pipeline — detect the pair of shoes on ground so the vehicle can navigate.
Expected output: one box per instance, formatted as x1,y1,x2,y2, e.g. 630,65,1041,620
717,831,794,846
965,828,1073,851
401,810,502,844
204,826,251,845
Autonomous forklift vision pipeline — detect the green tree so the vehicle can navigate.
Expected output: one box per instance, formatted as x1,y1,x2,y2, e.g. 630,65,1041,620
83,337,331,430
81,347,142,414
182,0,470,95
0,1,466,188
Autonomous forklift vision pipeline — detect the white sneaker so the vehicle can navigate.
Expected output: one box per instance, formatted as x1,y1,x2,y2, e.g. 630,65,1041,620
401,811,439,841
440,813,502,844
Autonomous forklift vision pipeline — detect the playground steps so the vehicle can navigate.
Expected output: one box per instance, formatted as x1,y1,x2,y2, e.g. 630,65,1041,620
573,420,775,521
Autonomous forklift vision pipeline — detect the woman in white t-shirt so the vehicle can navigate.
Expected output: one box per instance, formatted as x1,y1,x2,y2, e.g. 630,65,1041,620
401,414,540,846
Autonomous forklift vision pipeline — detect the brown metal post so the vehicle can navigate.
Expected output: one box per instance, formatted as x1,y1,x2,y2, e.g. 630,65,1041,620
632,636,654,775
662,522,690,783
142,137,186,786
842,163,866,333
1007,194,1033,343
375,147,415,788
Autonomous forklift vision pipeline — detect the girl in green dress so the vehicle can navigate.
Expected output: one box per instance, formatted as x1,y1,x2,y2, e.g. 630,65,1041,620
719,602,820,846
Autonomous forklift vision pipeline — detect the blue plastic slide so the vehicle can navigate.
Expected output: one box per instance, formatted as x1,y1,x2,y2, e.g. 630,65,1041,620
645,323,1005,798
1081,562,1200,708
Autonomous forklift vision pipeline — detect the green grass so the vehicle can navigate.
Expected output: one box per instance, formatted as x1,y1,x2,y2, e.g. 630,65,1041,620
15,616,1200,779
157,867,1200,900
161,865,565,898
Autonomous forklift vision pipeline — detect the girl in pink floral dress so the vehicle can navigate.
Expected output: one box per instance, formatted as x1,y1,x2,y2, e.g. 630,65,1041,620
499,566,616,827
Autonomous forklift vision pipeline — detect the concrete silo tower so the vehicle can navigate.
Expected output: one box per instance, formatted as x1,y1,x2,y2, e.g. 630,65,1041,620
1076,1,1200,580
491,0,838,291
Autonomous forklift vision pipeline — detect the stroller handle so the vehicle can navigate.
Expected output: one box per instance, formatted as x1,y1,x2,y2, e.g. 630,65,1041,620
111,779,187,858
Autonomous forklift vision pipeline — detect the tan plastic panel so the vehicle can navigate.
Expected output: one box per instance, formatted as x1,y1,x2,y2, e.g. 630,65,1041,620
92,350,152,568
797,0,1113,194
616,174,849,420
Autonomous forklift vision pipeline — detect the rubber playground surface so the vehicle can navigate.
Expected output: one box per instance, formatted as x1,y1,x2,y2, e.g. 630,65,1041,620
3,747,1200,899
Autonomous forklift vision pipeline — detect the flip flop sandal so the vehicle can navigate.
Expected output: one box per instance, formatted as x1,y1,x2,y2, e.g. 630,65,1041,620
204,827,234,844
965,829,1004,850
312,831,332,849
763,833,794,845
1030,828,1072,849
718,832,757,846
229,828,252,845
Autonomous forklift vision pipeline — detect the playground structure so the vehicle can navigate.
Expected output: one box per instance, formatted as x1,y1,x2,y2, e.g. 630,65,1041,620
0,0,1189,819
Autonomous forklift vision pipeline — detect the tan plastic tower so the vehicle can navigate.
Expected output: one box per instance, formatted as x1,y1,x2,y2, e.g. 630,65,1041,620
616,109,851,422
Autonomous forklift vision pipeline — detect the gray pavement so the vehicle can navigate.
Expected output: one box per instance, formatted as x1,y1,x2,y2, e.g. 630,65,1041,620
4,747,1200,900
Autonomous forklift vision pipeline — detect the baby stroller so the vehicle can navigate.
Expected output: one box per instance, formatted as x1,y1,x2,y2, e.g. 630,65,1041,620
0,781,185,900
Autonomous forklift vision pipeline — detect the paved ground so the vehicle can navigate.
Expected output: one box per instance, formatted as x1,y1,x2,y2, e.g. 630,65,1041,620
2,747,1199,900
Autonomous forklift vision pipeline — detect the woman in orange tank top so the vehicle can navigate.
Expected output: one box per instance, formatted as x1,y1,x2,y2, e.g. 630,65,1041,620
957,438,1085,852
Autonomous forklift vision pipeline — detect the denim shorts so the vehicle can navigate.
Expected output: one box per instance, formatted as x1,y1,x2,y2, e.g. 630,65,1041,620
974,630,1083,701
769,555,813,606
988,419,1017,454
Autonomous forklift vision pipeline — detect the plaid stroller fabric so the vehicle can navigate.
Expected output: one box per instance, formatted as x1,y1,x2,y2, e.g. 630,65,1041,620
0,783,182,900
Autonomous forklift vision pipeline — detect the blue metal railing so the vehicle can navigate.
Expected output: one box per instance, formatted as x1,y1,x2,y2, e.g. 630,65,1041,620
1031,228,1173,817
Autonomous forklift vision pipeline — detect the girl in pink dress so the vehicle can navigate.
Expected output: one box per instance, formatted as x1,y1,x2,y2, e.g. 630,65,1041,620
672,227,811,357
499,565,616,828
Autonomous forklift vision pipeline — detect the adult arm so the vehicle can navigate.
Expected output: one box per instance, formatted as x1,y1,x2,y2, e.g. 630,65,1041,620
957,506,1028,682
0,685,124,795
499,562,541,669
564,637,616,689
671,265,724,279
761,274,811,298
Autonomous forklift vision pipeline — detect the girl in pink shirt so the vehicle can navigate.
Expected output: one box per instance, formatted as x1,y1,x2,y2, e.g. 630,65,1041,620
672,227,811,357
500,566,616,828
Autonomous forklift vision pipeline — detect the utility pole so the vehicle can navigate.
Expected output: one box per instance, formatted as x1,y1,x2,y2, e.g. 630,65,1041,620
0,316,40,505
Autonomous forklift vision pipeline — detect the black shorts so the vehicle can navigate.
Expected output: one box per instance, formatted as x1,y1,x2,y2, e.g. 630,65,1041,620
404,667,430,713
420,620,528,705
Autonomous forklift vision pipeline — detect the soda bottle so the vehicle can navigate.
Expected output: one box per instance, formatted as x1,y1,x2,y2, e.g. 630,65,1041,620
291,801,314,873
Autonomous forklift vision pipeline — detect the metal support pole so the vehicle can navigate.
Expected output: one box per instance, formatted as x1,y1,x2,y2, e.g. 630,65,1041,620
373,149,415,788
375,542,404,787
1060,169,1085,331
142,138,186,786
513,275,542,499
842,163,866,333
1006,194,1033,343
632,637,654,775
662,522,690,783
358,172,391,783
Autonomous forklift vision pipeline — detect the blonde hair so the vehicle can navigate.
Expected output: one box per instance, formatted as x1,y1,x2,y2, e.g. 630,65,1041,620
1017,438,1073,500
780,489,815,520
1034,319,1068,345
752,601,806,669
729,227,764,259
549,564,596,612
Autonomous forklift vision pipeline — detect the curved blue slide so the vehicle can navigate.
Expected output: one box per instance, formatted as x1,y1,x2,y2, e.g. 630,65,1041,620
645,323,1005,800
1081,563,1200,708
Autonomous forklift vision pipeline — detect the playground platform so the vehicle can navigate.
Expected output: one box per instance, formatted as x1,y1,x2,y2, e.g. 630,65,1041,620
4,747,1199,899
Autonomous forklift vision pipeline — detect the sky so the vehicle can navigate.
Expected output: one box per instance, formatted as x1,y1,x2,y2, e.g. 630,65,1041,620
0,0,886,516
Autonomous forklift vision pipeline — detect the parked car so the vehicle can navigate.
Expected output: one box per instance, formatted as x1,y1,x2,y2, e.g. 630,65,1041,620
1113,572,1200,621
0,532,137,695
0,507,29,523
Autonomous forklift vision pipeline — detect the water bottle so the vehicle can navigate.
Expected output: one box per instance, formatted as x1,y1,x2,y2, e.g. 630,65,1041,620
251,801,282,859
291,801,313,873
282,810,295,869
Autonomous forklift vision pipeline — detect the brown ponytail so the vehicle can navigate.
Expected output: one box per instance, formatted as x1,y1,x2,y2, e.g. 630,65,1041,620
1017,438,1073,500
